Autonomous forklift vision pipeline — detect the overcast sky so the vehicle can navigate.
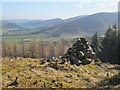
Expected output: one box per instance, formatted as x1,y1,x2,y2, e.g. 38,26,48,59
1,0,119,20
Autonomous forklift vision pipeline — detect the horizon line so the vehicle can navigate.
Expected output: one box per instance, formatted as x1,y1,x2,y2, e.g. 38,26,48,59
1,11,118,20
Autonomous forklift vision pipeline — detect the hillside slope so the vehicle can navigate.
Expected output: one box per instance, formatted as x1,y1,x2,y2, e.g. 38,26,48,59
2,57,120,88
2,12,118,37
31,12,117,36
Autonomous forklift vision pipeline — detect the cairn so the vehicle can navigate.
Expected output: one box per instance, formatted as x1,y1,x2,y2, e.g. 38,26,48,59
60,37,96,65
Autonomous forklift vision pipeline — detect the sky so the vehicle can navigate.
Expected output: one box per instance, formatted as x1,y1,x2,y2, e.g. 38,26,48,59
1,0,119,20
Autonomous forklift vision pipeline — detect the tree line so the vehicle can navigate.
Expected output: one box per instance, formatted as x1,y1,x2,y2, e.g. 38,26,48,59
2,25,119,64
2,38,72,59
91,25,119,64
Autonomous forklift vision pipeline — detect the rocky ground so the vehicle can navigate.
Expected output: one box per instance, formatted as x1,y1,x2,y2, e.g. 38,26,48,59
1,57,120,89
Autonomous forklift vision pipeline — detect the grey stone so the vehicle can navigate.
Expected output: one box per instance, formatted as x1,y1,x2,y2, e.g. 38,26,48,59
61,37,96,65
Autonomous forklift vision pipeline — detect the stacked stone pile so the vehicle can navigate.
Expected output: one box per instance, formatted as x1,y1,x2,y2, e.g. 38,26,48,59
60,38,96,65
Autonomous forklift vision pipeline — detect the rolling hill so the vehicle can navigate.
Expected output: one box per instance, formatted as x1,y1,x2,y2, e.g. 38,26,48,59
1,22,24,30
1,12,118,37
31,12,117,36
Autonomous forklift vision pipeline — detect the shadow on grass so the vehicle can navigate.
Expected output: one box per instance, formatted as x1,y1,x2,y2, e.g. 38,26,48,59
97,73,120,89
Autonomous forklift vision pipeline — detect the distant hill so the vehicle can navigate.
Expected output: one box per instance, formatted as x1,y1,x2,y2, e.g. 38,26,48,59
65,15,87,22
31,12,117,36
1,22,28,36
1,22,24,30
19,18,64,29
2,19,32,24
1,12,118,37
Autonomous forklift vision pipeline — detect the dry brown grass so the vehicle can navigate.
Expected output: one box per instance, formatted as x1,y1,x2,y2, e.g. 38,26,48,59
1,57,120,88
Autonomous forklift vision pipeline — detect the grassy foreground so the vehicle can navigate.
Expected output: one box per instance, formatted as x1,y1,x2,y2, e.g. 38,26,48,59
1,57,120,88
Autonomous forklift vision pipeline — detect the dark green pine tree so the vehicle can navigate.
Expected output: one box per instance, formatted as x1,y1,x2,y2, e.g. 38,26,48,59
91,32,101,58
100,25,118,64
